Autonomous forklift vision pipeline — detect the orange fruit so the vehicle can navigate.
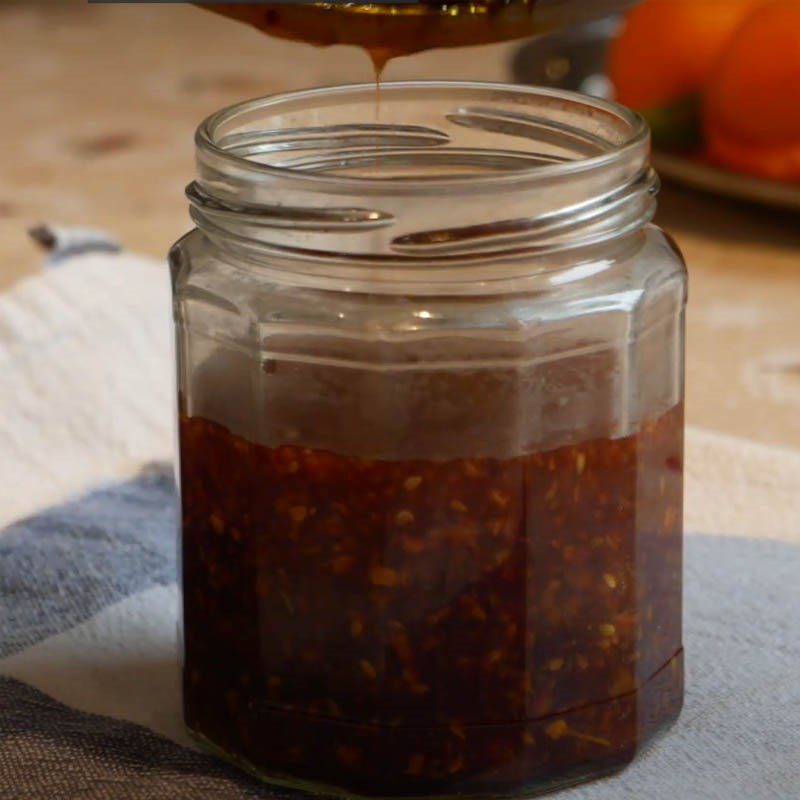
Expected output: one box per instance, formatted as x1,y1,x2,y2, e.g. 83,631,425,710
607,0,765,110
703,0,800,181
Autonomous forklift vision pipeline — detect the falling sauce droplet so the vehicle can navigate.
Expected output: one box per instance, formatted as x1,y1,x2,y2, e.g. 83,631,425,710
368,47,394,168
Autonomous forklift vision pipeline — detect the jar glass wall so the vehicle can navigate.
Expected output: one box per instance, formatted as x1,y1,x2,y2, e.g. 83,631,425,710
171,82,686,799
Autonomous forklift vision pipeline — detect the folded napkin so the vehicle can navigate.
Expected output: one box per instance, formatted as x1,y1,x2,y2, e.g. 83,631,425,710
1,242,799,800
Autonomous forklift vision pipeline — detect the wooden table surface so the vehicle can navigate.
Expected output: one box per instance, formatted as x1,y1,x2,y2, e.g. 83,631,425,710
4,0,800,449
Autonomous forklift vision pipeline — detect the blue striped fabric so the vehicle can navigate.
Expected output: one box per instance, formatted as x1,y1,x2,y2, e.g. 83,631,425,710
1,466,799,799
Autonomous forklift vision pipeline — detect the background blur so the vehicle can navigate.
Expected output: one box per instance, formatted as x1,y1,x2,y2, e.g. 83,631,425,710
2,0,800,448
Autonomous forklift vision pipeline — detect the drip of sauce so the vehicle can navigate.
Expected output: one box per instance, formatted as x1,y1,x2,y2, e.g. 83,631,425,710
373,55,382,124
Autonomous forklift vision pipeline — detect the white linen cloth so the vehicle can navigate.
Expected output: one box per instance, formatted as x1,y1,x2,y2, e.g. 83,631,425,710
1,244,798,799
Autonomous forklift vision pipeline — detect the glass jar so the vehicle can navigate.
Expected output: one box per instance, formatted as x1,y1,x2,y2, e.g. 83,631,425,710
171,81,685,799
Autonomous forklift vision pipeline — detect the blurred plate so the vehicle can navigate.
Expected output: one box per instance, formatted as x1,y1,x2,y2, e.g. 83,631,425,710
653,151,800,212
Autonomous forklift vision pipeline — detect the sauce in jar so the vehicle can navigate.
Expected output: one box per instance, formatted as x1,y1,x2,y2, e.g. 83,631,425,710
180,404,683,796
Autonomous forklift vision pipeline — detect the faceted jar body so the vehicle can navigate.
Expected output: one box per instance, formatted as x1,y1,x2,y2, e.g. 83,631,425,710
171,83,686,798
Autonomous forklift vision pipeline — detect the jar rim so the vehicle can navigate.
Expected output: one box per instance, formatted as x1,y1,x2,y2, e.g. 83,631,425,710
189,81,656,273
196,80,649,194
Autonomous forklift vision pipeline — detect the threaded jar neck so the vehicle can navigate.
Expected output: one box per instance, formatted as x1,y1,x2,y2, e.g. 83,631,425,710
190,81,656,281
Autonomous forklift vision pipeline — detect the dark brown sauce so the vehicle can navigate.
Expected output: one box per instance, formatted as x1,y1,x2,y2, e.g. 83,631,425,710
180,404,683,796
